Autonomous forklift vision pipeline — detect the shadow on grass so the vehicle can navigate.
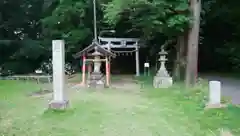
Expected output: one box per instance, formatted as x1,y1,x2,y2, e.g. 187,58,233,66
43,108,76,118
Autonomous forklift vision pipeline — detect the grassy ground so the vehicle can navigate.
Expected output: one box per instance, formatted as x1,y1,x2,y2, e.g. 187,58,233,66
0,79,239,136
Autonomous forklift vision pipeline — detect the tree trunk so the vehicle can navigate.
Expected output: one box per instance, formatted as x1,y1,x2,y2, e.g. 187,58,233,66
173,34,187,81
185,0,201,87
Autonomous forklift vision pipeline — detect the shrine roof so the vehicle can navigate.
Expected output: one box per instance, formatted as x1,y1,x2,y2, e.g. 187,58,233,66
73,41,116,58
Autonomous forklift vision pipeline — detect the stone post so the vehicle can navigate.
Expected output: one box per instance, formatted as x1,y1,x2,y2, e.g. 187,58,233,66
49,40,68,110
205,80,227,109
209,81,221,105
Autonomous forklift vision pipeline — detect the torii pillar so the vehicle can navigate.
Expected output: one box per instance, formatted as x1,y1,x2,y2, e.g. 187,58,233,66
135,46,140,76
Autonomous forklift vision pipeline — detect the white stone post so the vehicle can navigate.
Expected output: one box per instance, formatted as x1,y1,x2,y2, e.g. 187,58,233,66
209,81,221,105
205,80,226,109
135,46,140,76
49,40,68,110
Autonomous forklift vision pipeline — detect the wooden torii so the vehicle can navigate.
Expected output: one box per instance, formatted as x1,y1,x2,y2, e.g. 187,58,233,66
73,42,116,87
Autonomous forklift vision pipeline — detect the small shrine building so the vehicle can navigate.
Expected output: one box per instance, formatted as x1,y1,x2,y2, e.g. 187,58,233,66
73,41,116,88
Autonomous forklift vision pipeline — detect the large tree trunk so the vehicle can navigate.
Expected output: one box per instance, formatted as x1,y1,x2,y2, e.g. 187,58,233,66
173,34,187,81
185,0,201,87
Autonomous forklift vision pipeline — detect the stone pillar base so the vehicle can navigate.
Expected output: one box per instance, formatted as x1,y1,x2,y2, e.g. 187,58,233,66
49,100,69,110
205,103,227,109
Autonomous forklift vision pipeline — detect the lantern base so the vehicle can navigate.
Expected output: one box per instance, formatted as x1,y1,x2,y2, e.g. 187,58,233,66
88,72,105,88
153,68,173,88
153,76,173,88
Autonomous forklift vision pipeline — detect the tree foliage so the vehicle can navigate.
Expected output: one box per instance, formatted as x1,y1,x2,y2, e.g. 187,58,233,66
0,0,46,73
1,0,240,74
200,0,240,71
42,0,92,53
104,0,190,39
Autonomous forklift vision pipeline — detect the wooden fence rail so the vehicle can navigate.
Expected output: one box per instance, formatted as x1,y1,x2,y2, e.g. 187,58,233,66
0,75,52,83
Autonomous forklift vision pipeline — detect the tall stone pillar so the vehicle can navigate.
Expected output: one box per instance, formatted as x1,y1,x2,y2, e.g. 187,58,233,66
49,40,68,110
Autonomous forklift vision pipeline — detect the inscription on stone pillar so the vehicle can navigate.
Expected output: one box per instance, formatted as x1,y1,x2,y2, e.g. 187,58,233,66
49,40,68,110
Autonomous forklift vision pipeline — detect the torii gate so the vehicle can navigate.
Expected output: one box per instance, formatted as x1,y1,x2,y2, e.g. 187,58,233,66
98,37,143,76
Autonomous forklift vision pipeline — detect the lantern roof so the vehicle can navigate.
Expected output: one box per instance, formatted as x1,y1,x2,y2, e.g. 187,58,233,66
158,49,167,55
88,49,103,56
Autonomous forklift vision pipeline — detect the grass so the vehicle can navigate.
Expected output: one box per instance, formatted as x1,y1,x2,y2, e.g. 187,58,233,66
0,79,240,136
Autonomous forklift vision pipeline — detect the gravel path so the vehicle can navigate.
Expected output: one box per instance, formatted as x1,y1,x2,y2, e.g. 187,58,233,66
202,75,240,104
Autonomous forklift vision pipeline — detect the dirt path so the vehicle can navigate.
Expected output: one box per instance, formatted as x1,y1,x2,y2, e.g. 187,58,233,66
202,75,240,104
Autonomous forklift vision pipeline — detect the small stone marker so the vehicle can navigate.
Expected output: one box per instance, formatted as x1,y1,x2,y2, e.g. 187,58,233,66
209,81,221,104
205,80,226,109
49,40,68,110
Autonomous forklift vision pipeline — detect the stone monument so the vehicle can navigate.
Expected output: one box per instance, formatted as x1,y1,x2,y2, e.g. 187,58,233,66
153,48,173,88
49,40,68,110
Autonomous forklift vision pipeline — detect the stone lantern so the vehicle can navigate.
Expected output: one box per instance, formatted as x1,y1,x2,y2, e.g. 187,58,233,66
153,48,173,88
88,47,105,87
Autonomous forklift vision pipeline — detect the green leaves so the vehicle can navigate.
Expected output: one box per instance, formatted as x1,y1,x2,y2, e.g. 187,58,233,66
174,1,188,11
11,39,44,59
167,14,189,30
103,0,130,25
104,0,190,38
42,0,93,52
